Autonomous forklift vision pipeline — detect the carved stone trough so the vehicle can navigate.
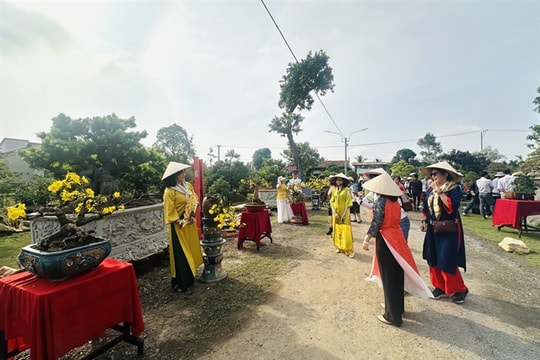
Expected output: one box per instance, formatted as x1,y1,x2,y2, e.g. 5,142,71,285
30,203,168,262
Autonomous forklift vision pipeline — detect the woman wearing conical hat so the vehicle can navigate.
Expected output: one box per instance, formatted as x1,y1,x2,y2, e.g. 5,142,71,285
162,162,203,295
276,176,294,224
329,173,355,258
362,172,432,327
420,161,468,304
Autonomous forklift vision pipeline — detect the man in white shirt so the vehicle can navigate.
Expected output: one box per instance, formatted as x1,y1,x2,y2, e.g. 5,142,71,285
491,171,504,201
497,169,514,199
476,171,494,219
287,171,303,189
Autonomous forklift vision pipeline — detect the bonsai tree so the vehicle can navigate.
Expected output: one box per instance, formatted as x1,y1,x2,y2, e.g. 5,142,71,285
511,174,537,198
9,172,124,251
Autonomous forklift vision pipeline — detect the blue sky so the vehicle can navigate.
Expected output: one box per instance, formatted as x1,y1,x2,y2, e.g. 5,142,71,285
1,0,538,165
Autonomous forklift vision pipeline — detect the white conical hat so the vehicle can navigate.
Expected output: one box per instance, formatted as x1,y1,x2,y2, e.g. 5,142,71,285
421,161,462,182
161,162,191,180
362,172,403,197
330,172,349,180
363,167,387,176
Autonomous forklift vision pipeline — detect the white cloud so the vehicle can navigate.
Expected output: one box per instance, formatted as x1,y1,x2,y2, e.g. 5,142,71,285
1,0,538,165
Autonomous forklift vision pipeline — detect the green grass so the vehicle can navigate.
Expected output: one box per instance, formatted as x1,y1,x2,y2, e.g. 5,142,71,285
461,212,540,269
0,232,32,268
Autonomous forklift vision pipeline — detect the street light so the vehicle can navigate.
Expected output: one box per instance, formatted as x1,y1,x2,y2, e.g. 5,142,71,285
325,128,368,173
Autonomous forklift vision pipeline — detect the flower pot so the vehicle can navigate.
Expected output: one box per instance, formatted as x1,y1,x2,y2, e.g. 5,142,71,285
17,237,112,281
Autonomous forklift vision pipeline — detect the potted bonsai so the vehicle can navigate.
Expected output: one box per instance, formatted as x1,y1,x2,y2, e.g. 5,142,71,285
511,174,537,200
11,172,124,280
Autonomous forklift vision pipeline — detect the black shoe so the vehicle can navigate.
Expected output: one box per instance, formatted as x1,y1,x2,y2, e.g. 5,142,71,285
431,288,447,299
326,228,333,235
184,287,194,296
451,288,469,304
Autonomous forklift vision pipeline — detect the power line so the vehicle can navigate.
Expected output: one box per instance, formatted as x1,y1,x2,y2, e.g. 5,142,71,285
259,0,342,135
217,128,530,151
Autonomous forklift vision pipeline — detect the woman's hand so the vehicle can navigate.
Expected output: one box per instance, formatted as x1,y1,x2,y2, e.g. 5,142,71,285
420,220,427,232
362,235,372,251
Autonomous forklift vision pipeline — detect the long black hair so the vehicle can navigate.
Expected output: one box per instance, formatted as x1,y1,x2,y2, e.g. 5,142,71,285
162,170,185,188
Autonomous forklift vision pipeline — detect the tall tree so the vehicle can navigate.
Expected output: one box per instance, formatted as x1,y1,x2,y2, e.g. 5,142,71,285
269,50,334,179
355,155,367,163
153,124,195,164
390,148,418,166
417,133,443,164
440,149,490,174
281,142,322,178
252,148,272,170
390,160,416,178
20,113,166,195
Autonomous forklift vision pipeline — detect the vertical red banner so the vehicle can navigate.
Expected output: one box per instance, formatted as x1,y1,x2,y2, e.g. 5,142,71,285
192,156,204,239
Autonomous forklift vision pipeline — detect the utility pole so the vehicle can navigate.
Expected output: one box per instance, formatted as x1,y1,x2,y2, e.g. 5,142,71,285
480,129,488,153
325,128,368,174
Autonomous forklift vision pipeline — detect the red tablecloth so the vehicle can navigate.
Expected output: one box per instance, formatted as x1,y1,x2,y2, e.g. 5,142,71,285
290,202,309,225
237,210,272,250
0,258,144,360
492,199,540,229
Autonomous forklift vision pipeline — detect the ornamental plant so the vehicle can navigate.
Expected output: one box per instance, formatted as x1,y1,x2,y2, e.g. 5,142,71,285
240,176,271,203
1,203,27,232
208,200,243,230
14,172,124,251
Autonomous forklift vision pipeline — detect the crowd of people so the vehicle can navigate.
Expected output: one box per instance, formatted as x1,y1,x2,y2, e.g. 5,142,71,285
160,160,522,327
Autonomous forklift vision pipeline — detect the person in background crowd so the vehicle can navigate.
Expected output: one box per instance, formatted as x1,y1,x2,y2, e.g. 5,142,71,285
421,174,429,203
409,174,423,211
476,171,494,219
391,174,411,240
421,161,469,304
276,176,294,224
462,177,479,216
349,176,362,223
491,171,504,201
362,172,433,327
497,169,514,199
162,162,203,295
360,168,387,210
288,170,303,189
330,173,355,258
326,176,337,235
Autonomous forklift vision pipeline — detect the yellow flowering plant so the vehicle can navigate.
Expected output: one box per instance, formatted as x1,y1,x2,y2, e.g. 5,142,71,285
208,200,243,230
2,203,27,232
240,176,271,203
15,172,124,251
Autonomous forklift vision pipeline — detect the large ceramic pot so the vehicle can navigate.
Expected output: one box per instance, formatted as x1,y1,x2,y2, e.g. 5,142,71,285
17,237,112,281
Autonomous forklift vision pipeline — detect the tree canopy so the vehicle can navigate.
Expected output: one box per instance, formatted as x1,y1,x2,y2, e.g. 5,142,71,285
153,124,195,164
269,50,334,179
417,133,442,164
20,113,166,196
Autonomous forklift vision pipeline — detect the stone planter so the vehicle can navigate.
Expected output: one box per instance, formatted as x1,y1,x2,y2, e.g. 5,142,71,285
18,237,111,281
30,203,168,262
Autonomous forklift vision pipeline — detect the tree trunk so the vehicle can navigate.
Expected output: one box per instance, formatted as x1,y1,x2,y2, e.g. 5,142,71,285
286,131,303,180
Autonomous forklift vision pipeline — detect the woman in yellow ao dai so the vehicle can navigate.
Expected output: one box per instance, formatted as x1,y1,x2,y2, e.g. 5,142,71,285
330,173,354,258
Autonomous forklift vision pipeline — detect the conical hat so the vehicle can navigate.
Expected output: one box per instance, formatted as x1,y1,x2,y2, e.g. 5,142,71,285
362,172,403,197
330,173,349,180
363,167,386,176
421,161,462,182
161,162,191,180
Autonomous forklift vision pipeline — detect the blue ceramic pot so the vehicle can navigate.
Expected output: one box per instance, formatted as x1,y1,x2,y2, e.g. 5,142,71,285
17,237,112,281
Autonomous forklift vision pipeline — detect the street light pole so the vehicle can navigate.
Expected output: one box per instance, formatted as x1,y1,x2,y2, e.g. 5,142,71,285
325,128,368,173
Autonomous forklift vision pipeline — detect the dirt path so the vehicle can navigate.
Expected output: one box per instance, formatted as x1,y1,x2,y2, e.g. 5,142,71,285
197,209,540,360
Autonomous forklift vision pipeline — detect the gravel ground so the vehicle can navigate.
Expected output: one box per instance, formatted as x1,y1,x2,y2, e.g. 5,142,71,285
12,208,540,359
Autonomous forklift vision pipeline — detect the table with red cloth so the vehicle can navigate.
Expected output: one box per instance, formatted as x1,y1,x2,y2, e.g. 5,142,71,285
0,258,144,360
290,202,309,225
237,210,273,250
492,199,540,237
